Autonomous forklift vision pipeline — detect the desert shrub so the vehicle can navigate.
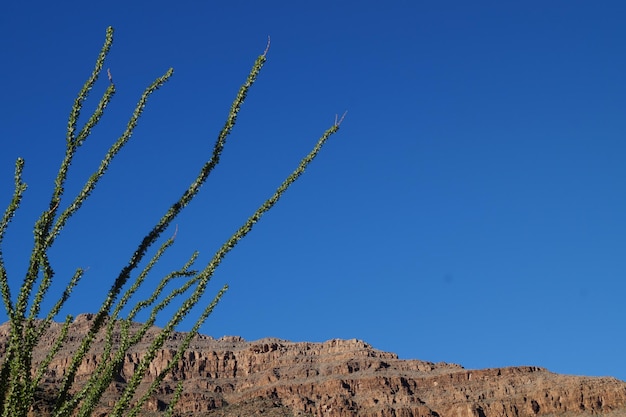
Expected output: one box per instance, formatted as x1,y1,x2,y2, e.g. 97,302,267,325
0,26,343,417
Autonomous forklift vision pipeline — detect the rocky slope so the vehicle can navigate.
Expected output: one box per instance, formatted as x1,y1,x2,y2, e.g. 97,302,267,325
1,314,625,417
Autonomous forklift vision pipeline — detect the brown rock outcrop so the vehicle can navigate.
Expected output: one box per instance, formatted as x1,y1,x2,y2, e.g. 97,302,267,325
1,314,625,417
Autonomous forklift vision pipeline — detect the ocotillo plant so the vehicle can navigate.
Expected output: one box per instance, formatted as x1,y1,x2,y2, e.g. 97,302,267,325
0,26,344,417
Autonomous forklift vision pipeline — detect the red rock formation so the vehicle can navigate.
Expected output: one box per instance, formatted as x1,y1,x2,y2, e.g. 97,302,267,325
1,314,625,417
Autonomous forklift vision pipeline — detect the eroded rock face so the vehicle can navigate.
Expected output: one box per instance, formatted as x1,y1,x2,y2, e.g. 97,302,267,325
1,314,625,417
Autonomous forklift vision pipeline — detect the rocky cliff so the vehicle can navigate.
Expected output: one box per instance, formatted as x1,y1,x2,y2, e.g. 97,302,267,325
1,314,625,417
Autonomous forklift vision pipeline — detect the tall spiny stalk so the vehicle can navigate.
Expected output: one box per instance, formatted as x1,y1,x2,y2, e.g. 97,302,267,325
0,27,344,417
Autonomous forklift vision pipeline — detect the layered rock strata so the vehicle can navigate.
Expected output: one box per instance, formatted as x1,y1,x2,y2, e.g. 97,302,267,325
1,314,625,417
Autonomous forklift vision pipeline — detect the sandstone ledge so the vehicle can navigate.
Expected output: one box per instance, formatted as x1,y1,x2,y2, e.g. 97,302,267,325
1,315,624,417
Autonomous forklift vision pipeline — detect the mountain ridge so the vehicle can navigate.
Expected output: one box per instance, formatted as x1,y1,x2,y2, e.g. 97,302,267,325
2,314,625,417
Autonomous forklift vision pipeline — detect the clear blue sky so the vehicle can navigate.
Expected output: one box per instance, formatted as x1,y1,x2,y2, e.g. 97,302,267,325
1,1,625,381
